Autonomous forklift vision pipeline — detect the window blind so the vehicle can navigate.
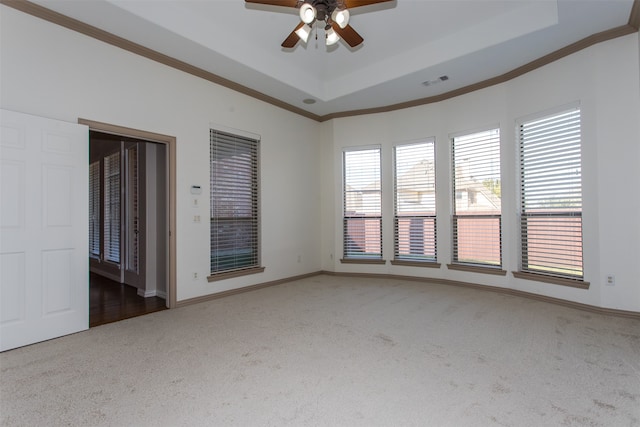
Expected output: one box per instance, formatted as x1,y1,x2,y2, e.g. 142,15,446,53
89,161,100,258
210,129,259,273
104,152,120,264
452,129,502,267
519,107,583,279
125,145,139,273
394,140,436,262
343,148,382,259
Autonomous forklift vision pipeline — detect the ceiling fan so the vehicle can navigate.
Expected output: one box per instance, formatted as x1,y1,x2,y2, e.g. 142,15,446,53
245,0,394,48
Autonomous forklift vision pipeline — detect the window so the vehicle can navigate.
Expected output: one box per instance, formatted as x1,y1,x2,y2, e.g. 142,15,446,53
89,161,100,258
343,147,383,261
393,140,437,263
89,142,134,269
451,129,502,269
210,129,261,277
517,107,583,281
104,151,120,264
124,145,139,273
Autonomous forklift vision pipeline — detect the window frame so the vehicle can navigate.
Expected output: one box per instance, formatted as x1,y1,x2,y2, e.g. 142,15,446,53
89,160,101,259
449,127,505,274
515,104,587,287
103,151,121,265
208,128,264,281
391,138,439,267
341,146,385,264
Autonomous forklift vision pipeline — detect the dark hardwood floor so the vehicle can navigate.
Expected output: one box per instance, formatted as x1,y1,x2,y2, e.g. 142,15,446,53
90,273,167,328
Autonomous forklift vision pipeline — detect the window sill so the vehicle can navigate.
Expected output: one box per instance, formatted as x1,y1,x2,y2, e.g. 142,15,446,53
340,258,386,265
207,266,265,282
391,260,441,268
447,263,507,276
512,271,589,289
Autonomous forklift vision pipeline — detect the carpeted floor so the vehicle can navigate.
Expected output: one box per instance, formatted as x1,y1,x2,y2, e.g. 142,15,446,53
1,274,639,426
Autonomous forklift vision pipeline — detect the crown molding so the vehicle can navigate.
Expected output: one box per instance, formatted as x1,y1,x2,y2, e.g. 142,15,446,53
319,23,638,121
2,0,638,123
629,0,640,29
0,0,323,122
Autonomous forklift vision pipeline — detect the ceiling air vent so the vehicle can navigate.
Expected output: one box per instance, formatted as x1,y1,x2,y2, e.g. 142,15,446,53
422,75,449,87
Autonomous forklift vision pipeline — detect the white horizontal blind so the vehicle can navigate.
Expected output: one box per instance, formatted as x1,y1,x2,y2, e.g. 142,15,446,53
343,148,382,259
89,161,100,258
452,129,502,267
394,140,436,262
104,152,120,264
125,145,139,273
519,107,583,279
210,129,259,273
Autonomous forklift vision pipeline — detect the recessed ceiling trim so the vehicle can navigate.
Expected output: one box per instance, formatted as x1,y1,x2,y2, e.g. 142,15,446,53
322,0,559,101
106,0,325,100
2,0,638,123
0,0,323,122
319,24,638,122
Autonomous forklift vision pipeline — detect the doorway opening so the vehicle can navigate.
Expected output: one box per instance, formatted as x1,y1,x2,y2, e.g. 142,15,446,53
81,119,177,326
89,272,166,327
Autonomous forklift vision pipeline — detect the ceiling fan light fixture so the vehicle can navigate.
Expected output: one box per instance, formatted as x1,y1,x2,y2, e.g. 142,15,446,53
295,23,312,43
299,3,316,24
331,8,350,29
326,27,340,46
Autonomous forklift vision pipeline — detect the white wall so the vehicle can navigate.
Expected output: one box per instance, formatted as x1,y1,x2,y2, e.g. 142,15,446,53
0,6,322,302
2,6,638,312
323,34,640,312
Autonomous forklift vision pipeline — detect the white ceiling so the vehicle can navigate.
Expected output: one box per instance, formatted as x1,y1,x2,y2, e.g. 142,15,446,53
31,0,635,118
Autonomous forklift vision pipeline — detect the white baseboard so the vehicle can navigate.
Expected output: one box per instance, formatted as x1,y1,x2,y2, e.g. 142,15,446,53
156,290,167,299
137,289,157,298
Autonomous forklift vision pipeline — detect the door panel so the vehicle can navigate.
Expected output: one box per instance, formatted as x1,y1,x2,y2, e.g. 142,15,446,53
0,252,26,325
42,249,74,315
0,109,88,351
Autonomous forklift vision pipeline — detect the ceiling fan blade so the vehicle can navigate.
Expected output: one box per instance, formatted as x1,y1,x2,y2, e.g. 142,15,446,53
343,0,394,9
332,23,364,47
282,22,304,48
245,0,299,7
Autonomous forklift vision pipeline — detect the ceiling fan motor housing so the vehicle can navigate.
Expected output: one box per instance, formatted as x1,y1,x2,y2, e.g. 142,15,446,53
303,0,344,22
247,0,389,48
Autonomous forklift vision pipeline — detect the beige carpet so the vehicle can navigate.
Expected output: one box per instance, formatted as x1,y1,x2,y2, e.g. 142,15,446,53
1,274,639,426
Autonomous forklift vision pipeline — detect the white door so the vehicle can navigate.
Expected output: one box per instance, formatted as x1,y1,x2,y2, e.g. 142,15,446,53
0,109,89,351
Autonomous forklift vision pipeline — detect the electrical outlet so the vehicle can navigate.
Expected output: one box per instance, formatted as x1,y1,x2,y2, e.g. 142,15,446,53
193,272,198,280
297,255,301,263
606,274,615,286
